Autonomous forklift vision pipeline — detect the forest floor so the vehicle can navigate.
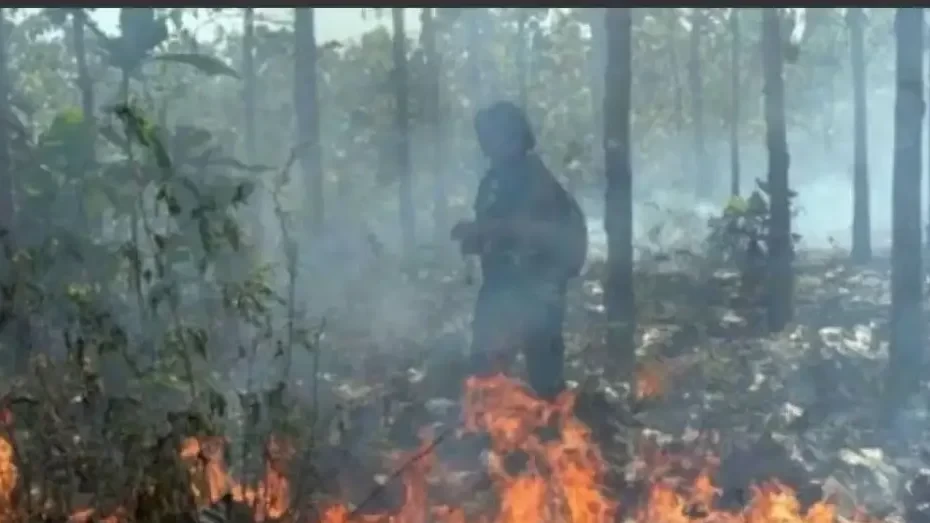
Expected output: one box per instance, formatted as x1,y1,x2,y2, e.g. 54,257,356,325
303,243,928,521
0,239,924,523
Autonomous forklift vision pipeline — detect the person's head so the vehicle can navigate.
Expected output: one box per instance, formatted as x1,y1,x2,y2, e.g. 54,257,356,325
474,101,536,163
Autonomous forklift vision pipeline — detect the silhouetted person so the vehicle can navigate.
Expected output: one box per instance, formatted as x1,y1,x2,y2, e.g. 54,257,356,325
451,101,587,399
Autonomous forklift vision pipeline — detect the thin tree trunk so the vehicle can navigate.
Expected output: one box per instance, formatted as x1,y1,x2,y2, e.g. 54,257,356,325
421,8,446,243
0,9,12,236
72,10,95,134
0,9,24,373
516,9,528,110
294,8,324,233
888,7,925,411
465,9,484,182
689,9,709,199
604,8,635,381
392,8,415,254
71,9,94,235
242,8,262,249
666,10,688,186
761,8,793,332
243,8,257,163
849,8,871,263
729,9,741,197
588,8,606,179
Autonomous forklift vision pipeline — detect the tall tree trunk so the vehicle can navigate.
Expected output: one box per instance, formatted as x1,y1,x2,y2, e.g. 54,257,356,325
242,8,257,163
294,8,324,233
421,8,446,243
689,9,709,199
761,8,793,333
70,9,94,235
888,7,925,411
392,8,415,254
516,9,529,110
0,9,20,373
729,9,741,197
604,8,635,381
242,8,262,248
849,8,871,263
588,8,606,180
665,10,688,187
465,9,485,182
0,9,11,236
71,10,95,134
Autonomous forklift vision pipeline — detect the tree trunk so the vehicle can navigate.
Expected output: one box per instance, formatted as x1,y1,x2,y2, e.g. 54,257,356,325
243,8,257,163
242,8,263,248
588,8,606,180
761,8,793,333
71,10,95,134
392,8,415,254
729,9,741,197
294,8,324,233
70,9,94,235
0,9,12,236
689,9,709,199
0,9,21,373
604,8,635,381
665,10,689,187
465,9,485,183
888,7,925,411
421,8,446,243
848,8,871,263
516,9,529,110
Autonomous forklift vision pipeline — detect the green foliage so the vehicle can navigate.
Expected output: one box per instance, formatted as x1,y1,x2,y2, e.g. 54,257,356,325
705,181,802,306
706,181,801,267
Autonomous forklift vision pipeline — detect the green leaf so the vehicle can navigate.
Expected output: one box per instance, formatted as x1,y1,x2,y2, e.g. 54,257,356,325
151,53,241,79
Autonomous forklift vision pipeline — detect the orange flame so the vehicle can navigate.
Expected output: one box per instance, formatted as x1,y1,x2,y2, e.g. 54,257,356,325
181,434,292,522
0,377,881,523
636,360,667,400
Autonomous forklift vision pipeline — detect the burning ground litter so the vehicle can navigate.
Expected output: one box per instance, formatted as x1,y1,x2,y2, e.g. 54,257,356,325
0,369,897,523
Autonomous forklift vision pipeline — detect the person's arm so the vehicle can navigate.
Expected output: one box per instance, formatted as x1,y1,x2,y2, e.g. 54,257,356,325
454,174,496,255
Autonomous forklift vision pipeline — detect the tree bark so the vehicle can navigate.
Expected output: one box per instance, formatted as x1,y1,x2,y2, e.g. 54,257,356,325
689,9,709,199
516,9,529,111
72,10,95,134
761,8,793,332
665,10,688,188
888,7,925,411
848,8,871,263
0,9,12,236
421,8,446,243
243,8,257,163
729,9,741,197
588,8,606,179
604,8,635,381
392,8,415,254
294,8,324,233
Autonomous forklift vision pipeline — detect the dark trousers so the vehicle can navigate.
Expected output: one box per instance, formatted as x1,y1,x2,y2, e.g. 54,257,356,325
469,280,567,400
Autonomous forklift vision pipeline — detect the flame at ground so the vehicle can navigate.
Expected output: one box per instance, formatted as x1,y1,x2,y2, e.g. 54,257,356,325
0,378,878,523
180,434,291,522
320,374,617,523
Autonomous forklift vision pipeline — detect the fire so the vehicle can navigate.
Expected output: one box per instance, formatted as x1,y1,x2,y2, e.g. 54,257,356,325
0,435,16,520
636,360,667,400
181,434,291,521
0,376,879,523
318,374,616,523
638,474,839,523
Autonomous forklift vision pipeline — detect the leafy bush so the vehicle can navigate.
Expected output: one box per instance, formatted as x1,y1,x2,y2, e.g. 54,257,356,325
705,181,801,302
